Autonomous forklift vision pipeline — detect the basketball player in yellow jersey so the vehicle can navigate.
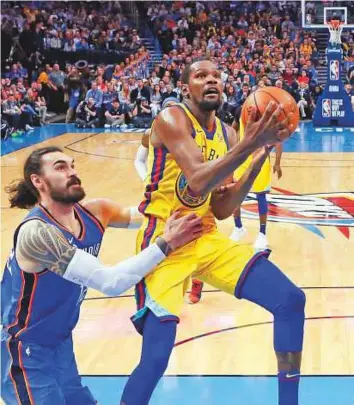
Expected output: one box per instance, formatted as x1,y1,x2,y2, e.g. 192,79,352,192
120,58,305,405
231,116,283,251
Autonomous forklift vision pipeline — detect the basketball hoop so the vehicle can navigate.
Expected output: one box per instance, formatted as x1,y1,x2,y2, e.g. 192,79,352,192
327,19,344,45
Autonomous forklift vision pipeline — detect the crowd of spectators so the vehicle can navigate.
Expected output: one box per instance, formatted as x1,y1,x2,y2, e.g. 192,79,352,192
1,1,141,57
2,1,354,138
145,1,323,120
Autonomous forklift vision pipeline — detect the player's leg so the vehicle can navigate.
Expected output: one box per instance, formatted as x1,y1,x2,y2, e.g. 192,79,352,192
230,207,247,241
253,192,269,251
122,236,195,405
236,256,305,405
198,233,305,405
120,310,177,405
59,336,97,405
188,278,204,304
1,334,66,405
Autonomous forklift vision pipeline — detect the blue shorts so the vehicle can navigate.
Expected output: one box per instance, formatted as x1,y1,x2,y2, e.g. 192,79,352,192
1,331,96,405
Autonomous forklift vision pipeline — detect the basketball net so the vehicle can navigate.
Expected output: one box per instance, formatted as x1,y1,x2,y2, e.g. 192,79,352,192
327,20,343,45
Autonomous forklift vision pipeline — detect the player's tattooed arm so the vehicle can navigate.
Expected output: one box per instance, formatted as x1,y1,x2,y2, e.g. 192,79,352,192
16,220,76,275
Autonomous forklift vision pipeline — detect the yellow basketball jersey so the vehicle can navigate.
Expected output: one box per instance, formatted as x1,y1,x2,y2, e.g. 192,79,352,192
139,104,229,231
234,119,271,193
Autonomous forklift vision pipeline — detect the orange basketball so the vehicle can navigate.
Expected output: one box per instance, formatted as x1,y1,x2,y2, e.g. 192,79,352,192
241,86,299,133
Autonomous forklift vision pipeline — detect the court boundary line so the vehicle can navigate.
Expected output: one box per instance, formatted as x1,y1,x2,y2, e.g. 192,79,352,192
1,131,67,157
64,131,138,161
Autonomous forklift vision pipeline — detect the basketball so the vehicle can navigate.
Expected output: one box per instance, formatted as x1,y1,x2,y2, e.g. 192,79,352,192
241,86,300,133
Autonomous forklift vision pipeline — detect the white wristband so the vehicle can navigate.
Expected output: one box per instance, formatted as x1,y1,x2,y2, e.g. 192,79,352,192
128,206,142,229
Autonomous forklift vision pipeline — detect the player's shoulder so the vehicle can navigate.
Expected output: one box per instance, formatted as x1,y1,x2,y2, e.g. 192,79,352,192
154,104,193,133
82,199,107,217
17,218,46,236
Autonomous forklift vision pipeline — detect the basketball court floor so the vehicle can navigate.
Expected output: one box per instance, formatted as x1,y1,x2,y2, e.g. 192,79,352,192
1,122,354,405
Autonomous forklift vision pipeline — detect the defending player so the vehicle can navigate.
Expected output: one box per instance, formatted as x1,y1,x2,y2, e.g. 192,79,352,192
1,146,202,405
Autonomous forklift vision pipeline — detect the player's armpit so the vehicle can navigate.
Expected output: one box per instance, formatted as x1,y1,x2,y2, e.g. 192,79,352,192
16,220,76,275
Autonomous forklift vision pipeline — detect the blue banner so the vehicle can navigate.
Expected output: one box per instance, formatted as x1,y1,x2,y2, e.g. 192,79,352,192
313,46,354,127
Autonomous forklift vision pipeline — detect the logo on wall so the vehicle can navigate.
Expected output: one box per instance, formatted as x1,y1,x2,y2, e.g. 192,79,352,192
241,187,354,239
322,99,331,117
330,60,339,80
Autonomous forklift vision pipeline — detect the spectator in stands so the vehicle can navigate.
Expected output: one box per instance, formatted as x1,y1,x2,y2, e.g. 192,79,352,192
2,93,33,132
2,94,23,131
311,85,323,108
306,60,318,84
104,98,126,128
344,83,354,110
295,82,312,119
102,82,117,110
173,80,183,101
224,86,238,114
150,84,163,117
297,70,310,87
131,79,151,104
161,84,177,102
300,38,313,57
132,97,152,128
75,97,99,128
85,80,103,112
48,63,66,113
119,82,132,107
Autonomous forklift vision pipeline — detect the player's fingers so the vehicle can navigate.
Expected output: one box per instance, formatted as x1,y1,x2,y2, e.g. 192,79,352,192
183,213,199,222
190,224,204,233
275,116,288,131
187,216,203,227
267,104,284,127
191,229,204,238
258,101,276,126
287,112,294,126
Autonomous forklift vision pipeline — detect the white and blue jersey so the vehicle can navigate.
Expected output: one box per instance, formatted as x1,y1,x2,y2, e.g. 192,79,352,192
1,203,104,346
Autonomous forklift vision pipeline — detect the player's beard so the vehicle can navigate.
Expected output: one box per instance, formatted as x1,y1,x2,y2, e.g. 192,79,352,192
47,177,86,204
199,97,222,112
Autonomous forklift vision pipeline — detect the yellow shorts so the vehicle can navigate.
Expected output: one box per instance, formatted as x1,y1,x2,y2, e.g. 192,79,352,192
235,156,271,193
132,217,269,333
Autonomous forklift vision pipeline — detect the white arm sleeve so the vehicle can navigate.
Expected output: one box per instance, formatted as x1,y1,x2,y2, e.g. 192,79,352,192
134,145,149,181
63,243,166,296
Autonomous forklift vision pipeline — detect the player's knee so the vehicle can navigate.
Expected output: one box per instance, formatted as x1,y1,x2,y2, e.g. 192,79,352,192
276,286,306,317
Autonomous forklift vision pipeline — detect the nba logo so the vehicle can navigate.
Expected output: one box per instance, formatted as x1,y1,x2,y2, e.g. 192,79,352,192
322,99,331,117
330,60,339,80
